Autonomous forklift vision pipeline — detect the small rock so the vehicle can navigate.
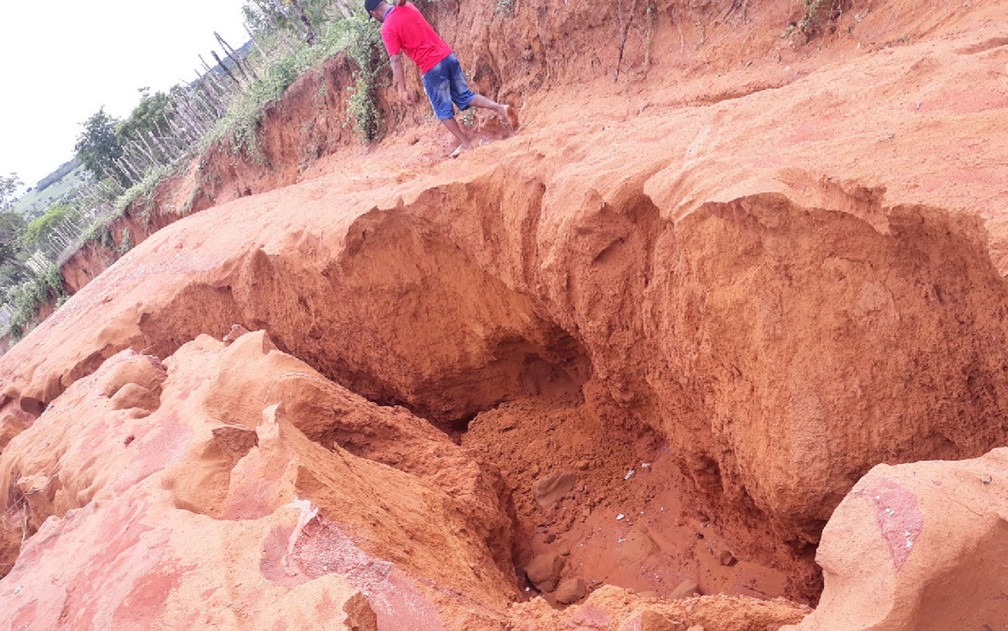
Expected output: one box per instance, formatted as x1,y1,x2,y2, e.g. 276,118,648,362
343,592,378,631
222,324,250,343
625,469,636,480
554,577,587,604
718,550,737,566
524,553,565,592
532,471,577,509
617,513,625,520
670,579,701,599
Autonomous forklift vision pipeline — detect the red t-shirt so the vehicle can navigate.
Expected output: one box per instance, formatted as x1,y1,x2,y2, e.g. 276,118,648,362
380,3,452,74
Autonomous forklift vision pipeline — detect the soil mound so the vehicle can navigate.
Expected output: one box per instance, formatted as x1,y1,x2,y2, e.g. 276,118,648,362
1,331,517,629
786,448,1008,630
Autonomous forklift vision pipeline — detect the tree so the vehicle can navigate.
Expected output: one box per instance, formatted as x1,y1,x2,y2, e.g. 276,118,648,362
22,203,73,248
119,88,169,137
0,172,22,211
75,108,128,187
117,87,177,162
0,211,30,285
242,0,332,40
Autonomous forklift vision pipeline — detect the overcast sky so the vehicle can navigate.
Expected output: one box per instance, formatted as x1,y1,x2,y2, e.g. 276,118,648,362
0,0,249,189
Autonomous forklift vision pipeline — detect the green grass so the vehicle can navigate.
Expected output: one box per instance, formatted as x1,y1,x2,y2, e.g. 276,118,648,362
115,165,174,219
60,164,173,259
22,204,74,248
80,216,114,250
344,17,385,142
3,15,380,340
205,23,355,162
4,263,66,339
9,165,89,219
64,26,358,259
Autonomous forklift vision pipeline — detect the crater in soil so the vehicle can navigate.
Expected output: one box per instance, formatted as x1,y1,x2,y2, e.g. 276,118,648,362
462,396,823,607
6,172,1008,619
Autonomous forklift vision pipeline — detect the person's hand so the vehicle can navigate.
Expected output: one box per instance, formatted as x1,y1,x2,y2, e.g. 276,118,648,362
399,86,415,105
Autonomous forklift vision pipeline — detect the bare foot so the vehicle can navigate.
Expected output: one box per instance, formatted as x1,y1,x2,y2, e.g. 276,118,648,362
503,105,520,131
450,143,472,158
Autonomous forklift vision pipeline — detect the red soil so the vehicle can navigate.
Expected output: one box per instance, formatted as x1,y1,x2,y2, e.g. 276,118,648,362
2,0,1008,628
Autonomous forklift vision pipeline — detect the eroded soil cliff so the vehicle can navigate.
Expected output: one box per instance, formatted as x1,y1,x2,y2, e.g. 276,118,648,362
3,0,1008,628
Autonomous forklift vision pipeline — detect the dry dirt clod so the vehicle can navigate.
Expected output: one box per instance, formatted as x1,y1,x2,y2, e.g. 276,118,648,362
554,577,587,604
343,592,378,631
670,579,701,599
718,550,737,566
524,552,565,592
532,471,578,509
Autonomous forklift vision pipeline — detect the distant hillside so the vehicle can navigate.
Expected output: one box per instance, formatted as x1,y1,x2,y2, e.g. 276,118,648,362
33,156,82,194
9,163,89,219
34,158,82,194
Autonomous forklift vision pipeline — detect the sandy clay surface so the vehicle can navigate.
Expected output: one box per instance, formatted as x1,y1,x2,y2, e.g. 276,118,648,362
3,0,1008,628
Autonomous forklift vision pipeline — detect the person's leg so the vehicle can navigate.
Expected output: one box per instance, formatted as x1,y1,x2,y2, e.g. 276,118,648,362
446,55,519,130
469,95,519,129
441,118,472,154
423,59,471,152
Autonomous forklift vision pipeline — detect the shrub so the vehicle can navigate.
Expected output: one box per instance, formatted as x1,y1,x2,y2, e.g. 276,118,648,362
22,204,73,247
791,0,848,40
116,228,134,257
208,22,354,162
81,216,114,249
115,165,173,217
5,263,66,339
344,16,385,142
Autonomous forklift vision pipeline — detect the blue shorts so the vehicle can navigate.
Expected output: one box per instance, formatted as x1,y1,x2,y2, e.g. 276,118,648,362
421,54,475,120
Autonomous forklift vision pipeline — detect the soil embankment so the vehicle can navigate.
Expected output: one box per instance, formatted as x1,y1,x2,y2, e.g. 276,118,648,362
3,0,1008,628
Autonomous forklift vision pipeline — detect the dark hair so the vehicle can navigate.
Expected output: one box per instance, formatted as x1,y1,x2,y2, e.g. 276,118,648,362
364,0,382,12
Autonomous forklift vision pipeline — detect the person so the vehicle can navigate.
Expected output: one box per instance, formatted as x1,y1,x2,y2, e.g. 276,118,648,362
364,0,519,157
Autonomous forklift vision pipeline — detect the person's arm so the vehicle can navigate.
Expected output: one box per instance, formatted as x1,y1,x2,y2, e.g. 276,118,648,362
390,53,414,104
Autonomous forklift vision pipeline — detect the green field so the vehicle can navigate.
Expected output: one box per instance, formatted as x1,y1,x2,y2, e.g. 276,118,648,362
10,164,89,219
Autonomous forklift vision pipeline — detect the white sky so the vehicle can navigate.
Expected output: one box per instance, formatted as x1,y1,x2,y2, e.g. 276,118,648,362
0,0,250,189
